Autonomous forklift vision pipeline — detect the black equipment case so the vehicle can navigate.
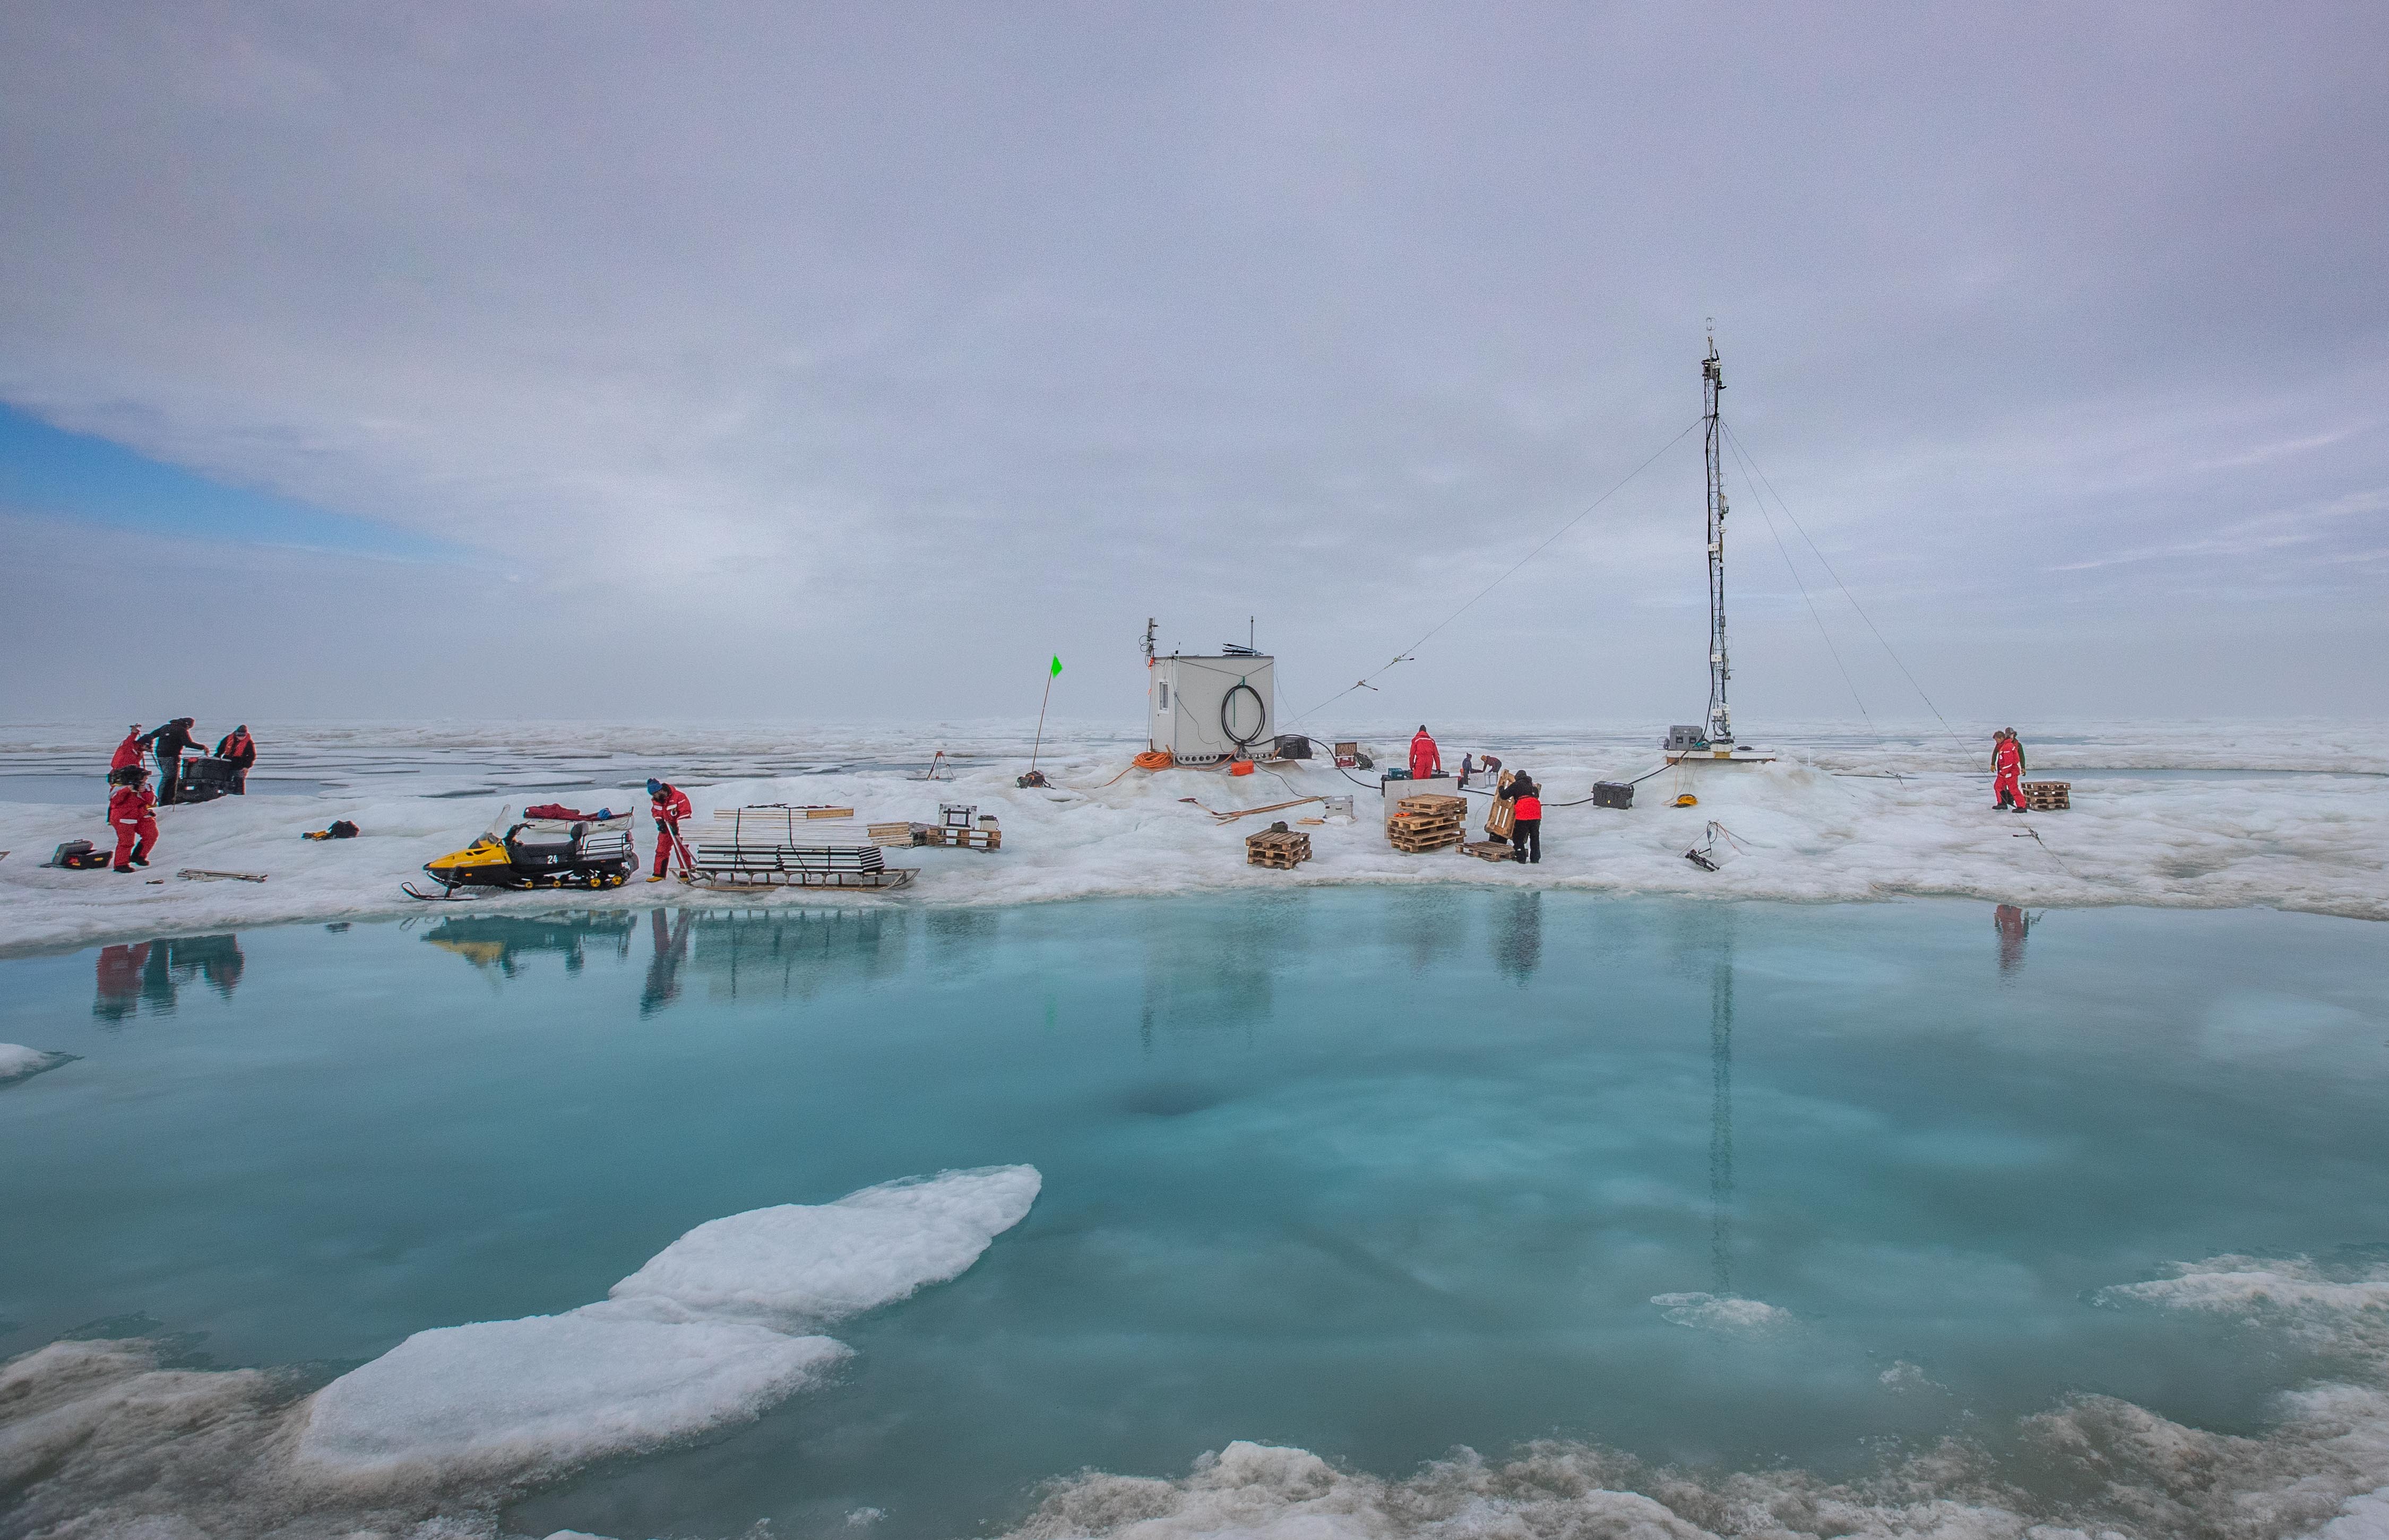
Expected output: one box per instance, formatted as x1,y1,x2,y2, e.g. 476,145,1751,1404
1592,781,1634,810
177,756,240,803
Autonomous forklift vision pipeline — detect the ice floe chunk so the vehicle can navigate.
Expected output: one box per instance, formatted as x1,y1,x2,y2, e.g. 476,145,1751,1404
297,1166,1039,1478
609,1165,1043,1327
299,1311,847,1475
0,1044,74,1085
1649,1291,1793,1333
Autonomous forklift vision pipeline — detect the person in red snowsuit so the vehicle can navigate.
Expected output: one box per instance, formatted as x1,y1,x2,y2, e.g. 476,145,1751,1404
1992,730,2027,812
645,777,692,881
111,725,145,774
109,768,159,872
1409,725,1442,782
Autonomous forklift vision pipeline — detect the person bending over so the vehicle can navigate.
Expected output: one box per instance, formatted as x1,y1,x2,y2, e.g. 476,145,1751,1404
1504,773,1542,864
213,725,257,792
139,718,204,804
646,777,692,882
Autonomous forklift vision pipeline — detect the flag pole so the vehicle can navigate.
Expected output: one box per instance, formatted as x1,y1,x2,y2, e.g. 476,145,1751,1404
1029,673,1053,775
1026,654,1062,782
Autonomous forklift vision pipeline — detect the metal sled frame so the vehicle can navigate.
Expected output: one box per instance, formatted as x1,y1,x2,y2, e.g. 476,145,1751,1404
680,866,918,892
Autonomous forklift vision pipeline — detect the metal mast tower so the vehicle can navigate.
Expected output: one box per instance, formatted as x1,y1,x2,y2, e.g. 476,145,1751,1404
1702,332,1733,746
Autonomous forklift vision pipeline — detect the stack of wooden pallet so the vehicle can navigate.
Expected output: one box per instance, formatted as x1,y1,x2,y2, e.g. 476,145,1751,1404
1245,828,1311,869
920,820,1002,851
2021,781,2071,811
713,807,854,843
1387,793,1465,854
867,821,929,846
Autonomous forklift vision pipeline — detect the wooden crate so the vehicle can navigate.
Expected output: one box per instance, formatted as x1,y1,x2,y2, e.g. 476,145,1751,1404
2022,780,2071,811
1245,829,1312,870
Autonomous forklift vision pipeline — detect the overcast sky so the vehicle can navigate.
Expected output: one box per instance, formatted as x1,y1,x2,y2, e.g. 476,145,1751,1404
2,2,2383,731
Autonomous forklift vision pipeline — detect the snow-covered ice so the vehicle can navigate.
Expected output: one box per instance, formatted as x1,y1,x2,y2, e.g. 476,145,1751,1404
608,1165,1044,1328
0,1042,74,1085
0,1166,1038,1535
300,1166,1038,1477
299,1311,850,1477
1649,1291,1795,1333
2,717,2382,953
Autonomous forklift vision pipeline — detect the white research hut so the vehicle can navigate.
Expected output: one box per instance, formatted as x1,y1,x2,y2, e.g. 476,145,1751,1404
1148,644,1275,766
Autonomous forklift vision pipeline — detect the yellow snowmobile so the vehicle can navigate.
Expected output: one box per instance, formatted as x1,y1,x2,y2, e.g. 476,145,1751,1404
404,805,638,900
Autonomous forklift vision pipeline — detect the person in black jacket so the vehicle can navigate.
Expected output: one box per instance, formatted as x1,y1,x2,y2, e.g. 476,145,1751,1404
213,725,257,793
1499,773,1542,864
139,719,204,804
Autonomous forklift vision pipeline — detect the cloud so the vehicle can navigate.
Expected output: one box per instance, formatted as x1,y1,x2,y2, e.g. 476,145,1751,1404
1,2,2385,720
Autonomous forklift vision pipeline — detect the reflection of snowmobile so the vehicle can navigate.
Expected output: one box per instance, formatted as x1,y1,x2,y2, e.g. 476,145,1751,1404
403,806,637,900
422,913,637,972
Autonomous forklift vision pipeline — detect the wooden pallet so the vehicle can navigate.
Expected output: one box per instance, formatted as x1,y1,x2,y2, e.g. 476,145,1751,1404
920,824,1002,851
1245,829,1312,869
1387,811,1464,853
1396,793,1466,818
2021,780,2071,811
867,821,928,845
1460,841,1515,863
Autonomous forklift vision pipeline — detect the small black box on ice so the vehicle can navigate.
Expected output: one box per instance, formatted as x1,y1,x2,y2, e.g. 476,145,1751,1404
1592,781,1634,809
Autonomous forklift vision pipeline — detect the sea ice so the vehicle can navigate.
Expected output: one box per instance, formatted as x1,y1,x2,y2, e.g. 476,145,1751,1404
1005,1255,2389,1540
299,1311,848,1476
1648,1291,1793,1333
609,1165,1043,1327
297,1165,1038,1478
2,717,2382,954
0,1043,74,1085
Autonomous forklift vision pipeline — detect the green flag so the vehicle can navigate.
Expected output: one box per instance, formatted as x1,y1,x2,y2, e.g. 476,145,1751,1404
1049,654,1063,678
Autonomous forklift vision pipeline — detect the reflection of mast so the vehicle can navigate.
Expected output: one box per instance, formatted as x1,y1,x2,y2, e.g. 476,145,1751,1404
1709,940,1734,1295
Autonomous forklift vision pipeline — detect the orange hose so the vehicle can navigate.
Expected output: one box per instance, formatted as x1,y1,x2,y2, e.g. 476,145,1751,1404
1133,751,1174,770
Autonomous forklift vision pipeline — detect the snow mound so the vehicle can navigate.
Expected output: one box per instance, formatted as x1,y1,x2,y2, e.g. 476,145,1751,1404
610,1165,1042,1327
1650,1291,1793,1333
0,1043,75,1085
297,1165,1038,1478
